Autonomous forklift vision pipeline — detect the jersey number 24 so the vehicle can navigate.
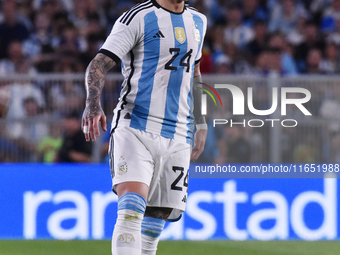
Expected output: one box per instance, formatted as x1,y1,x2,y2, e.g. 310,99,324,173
165,48,193,73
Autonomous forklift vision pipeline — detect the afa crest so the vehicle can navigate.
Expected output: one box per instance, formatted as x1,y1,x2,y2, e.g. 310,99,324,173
175,27,186,44
118,233,135,244
193,28,201,43
117,162,128,175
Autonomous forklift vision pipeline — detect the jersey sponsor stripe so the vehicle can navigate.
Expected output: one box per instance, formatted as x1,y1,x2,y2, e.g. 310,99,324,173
126,4,154,26
119,6,136,23
112,51,135,134
119,2,143,23
121,1,152,25
130,11,160,131
161,13,188,139
120,0,151,24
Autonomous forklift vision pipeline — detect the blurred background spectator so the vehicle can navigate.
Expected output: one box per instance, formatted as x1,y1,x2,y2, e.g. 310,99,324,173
38,123,62,162
56,111,92,163
0,0,29,59
1,0,340,77
2,0,340,163
216,123,251,164
268,0,307,35
0,41,36,75
22,11,56,72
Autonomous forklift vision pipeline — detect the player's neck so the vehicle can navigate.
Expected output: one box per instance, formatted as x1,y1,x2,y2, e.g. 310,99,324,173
156,0,185,13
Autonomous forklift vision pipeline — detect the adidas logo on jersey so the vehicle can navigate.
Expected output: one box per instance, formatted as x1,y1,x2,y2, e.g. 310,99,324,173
153,30,165,38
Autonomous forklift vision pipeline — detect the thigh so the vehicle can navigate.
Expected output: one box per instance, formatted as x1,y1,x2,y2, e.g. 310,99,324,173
147,141,190,220
109,127,154,194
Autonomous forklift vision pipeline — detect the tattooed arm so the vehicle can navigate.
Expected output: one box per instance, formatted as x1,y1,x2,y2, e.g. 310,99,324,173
82,53,116,142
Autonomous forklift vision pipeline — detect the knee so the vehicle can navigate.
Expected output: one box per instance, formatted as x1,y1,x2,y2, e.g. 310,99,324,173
116,182,149,200
114,193,147,231
117,192,147,218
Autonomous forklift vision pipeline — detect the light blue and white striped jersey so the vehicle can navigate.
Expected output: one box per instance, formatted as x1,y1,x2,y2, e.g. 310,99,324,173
100,0,207,144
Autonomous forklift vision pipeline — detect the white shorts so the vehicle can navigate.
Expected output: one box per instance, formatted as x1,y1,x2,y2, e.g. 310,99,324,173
108,126,191,221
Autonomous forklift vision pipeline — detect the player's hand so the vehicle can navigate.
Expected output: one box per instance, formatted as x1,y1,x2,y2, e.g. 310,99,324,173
191,129,207,161
82,104,107,142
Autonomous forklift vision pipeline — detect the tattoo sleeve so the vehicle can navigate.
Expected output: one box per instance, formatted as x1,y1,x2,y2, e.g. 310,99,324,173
84,53,115,118
144,207,173,220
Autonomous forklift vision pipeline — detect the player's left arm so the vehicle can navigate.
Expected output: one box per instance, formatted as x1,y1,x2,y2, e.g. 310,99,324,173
191,62,207,161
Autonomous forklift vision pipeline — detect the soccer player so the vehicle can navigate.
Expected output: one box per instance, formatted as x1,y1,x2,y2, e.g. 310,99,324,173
82,0,207,254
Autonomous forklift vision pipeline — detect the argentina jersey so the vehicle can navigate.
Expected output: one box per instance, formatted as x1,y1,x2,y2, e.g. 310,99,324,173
99,0,207,144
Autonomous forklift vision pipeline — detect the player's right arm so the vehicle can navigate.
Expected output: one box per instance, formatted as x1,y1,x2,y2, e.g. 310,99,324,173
82,53,116,142
82,9,142,142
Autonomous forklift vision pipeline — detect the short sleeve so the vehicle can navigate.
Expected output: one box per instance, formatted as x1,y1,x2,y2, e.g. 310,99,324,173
194,14,208,63
99,13,142,63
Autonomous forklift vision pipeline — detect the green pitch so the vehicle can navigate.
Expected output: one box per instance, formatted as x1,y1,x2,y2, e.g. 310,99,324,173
0,240,339,255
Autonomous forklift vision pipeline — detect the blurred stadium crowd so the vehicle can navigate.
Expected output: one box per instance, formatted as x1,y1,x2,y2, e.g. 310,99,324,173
1,0,340,163
2,0,340,75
